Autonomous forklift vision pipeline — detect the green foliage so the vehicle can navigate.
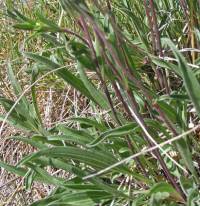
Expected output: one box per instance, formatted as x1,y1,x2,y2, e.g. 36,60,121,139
1,0,200,205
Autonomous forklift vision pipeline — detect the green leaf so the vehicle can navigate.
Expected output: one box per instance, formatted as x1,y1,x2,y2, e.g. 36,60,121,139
13,22,35,30
11,9,35,23
150,182,184,202
31,68,43,126
77,63,109,109
0,98,38,132
57,124,94,145
0,114,31,131
10,136,47,150
117,6,149,50
68,117,107,131
41,33,64,47
7,63,29,109
0,161,61,186
26,163,70,187
150,182,177,195
152,57,181,76
0,161,27,177
155,100,177,122
18,146,122,171
175,138,199,183
87,122,138,147
31,190,111,206
35,12,61,32
163,39,200,119
187,188,200,206
18,145,149,182
24,169,36,190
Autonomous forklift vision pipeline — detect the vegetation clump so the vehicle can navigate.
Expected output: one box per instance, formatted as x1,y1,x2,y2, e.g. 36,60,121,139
0,0,200,205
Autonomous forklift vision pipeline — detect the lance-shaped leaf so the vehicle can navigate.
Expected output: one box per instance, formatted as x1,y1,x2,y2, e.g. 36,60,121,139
77,62,109,110
163,38,200,118
87,122,138,147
